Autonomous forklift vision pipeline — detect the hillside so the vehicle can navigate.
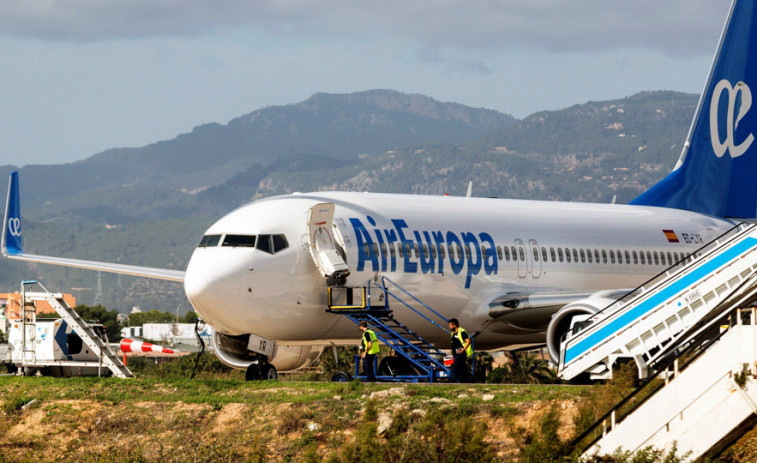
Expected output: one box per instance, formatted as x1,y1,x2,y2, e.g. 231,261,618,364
0,90,700,312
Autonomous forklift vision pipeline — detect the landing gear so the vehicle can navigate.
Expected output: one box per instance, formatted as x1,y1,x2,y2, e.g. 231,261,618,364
378,356,417,377
331,371,352,382
245,359,278,381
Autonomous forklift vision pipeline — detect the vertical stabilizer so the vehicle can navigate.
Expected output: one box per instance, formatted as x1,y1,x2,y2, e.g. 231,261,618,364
2,171,22,256
631,0,757,218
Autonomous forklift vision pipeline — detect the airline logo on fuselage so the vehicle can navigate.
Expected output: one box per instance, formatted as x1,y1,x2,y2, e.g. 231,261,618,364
349,216,497,288
710,79,754,158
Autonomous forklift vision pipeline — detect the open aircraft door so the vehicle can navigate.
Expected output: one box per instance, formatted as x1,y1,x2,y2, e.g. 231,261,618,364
307,203,350,285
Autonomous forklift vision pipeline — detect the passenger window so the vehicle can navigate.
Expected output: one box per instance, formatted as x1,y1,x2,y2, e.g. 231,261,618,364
646,251,652,264
414,243,420,258
617,250,622,264
625,250,631,264
609,250,615,264
497,246,502,260
533,247,539,262
633,250,638,264
257,234,273,254
363,243,370,257
667,252,673,265
422,244,429,260
580,249,586,263
572,249,578,262
406,243,412,257
272,234,288,253
541,247,547,262
398,243,404,258
519,247,525,261
465,246,471,259
431,244,437,259
558,248,564,262
381,242,388,257
586,249,592,263
199,234,222,247
504,246,511,261
602,249,607,264
456,244,463,260
481,245,487,260
653,251,659,265
511,246,517,261
593,249,599,262
372,243,379,257
550,247,556,262
639,251,646,265
390,243,396,258
564,248,571,263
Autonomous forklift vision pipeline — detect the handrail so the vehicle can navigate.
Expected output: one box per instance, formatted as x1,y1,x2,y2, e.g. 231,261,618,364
561,222,754,348
567,304,745,456
380,276,450,335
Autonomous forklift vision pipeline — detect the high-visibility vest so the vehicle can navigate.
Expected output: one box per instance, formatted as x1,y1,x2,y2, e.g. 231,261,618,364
363,329,380,355
452,327,473,358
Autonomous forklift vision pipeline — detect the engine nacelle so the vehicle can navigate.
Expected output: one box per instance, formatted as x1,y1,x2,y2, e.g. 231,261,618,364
546,291,626,364
211,332,323,372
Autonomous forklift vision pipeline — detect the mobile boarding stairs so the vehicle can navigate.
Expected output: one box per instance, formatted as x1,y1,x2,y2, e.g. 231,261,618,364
327,276,472,382
557,223,757,460
8,280,133,378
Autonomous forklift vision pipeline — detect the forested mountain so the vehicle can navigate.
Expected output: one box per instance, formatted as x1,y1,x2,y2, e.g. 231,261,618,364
0,90,698,313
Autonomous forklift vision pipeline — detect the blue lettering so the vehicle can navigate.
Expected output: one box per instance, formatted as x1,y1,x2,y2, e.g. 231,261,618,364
392,219,417,273
431,231,445,274
383,229,398,272
479,232,497,275
415,231,435,274
349,218,378,272
461,232,481,288
446,232,464,275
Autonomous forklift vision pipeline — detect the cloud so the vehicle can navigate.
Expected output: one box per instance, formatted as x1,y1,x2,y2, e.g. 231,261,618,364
0,0,728,56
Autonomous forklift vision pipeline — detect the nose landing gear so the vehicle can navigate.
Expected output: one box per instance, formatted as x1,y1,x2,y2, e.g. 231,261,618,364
245,357,278,381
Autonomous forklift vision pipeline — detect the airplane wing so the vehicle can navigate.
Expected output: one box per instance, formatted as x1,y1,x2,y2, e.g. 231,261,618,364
1,172,185,283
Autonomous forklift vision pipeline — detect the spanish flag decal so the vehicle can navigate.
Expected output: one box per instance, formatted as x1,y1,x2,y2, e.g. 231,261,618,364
663,229,679,243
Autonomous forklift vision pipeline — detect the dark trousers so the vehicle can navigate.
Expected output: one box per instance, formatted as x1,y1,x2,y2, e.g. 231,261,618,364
451,352,472,383
362,354,376,381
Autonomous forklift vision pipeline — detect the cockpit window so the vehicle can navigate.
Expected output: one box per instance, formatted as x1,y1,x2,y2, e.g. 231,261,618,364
256,234,289,254
222,235,256,247
198,234,221,247
273,234,289,252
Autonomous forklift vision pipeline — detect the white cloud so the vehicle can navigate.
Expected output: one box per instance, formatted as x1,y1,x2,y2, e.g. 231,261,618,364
0,0,728,56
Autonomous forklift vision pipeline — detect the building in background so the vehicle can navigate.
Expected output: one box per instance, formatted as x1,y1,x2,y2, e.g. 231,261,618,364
0,292,76,333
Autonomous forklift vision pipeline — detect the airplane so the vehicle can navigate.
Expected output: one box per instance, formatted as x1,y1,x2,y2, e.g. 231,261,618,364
2,0,756,380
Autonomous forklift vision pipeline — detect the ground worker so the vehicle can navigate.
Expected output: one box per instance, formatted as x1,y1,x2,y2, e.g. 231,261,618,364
448,318,473,382
359,321,380,381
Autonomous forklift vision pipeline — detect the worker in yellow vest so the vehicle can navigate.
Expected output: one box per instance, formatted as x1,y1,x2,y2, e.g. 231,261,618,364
359,321,380,381
448,318,473,382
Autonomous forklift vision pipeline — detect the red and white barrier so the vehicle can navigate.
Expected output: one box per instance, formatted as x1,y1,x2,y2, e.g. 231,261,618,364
119,338,176,355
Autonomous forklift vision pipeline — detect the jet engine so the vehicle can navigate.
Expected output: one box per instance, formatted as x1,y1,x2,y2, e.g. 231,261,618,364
546,291,626,364
211,332,323,372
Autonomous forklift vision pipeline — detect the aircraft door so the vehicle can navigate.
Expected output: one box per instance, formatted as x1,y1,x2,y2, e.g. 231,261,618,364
515,239,528,279
307,203,350,284
529,239,542,278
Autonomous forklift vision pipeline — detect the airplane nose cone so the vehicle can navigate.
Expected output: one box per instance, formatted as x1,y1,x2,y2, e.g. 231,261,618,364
184,249,243,331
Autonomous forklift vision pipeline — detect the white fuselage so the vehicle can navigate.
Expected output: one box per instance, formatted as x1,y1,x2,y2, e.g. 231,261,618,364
184,192,733,349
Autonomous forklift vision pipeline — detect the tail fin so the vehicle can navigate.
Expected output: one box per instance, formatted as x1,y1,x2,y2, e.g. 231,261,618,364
2,171,22,256
631,0,757,218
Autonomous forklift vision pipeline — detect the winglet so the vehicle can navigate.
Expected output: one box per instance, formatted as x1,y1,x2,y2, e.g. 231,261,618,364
2,171,22,256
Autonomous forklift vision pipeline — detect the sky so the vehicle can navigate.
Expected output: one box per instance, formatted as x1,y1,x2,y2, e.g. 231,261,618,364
0,1,732,166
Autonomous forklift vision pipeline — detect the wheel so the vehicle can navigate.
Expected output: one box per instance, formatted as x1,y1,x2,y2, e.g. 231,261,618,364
245,363,261,381
261,364,278,381
331,371,352,382
377,356,417,377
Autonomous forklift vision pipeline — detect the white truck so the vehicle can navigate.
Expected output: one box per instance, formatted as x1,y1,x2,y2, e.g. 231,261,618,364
5,318,111,377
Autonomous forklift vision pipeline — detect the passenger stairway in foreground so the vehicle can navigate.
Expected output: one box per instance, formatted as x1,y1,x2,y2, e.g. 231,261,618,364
573,307,757,461
558,222,757,381
19,280,134,378
327,277,453,382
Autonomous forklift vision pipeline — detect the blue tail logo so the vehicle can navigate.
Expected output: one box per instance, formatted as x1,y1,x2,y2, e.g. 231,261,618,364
2,171,22,256
632,0,757,218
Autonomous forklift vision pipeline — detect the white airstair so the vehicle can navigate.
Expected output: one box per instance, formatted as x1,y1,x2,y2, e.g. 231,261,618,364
576,308,757,461
558,222,757,381
14,280,133,378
